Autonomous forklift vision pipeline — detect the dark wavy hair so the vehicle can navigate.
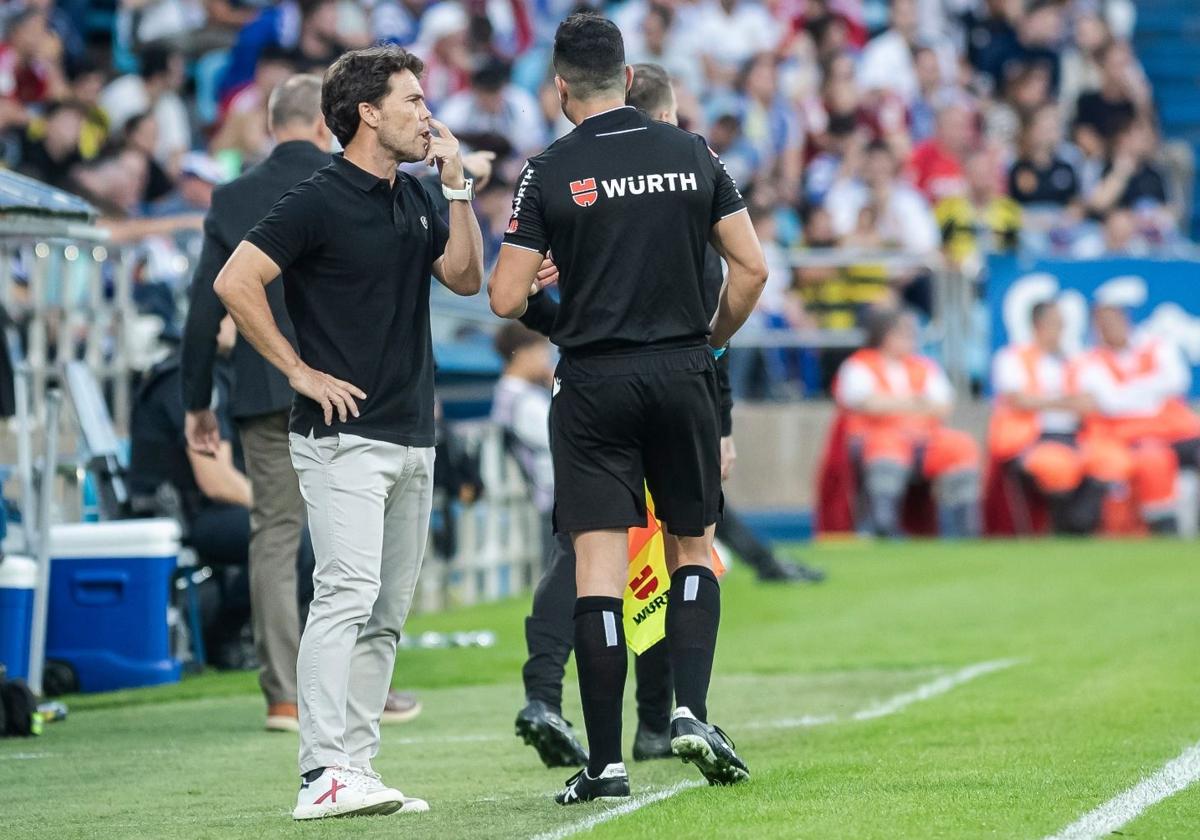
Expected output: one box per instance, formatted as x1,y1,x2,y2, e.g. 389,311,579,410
321,45,425,147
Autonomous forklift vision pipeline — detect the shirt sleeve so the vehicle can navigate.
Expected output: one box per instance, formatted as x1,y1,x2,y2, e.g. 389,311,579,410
991,348,1025,395
431,205,450,260
518,288,559,337
924,362,954,406
835,359,875,408
707,140,746,224
502,159,550,254
180,205,232,412
243,182,326,272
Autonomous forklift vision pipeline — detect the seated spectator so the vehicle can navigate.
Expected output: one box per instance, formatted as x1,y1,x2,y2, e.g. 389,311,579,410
907,46,947,144
857,0,926,103
1058,9,1110,114
1086,118,1172,224
64,59,109,160
688,0,782,90
123,110,176,204
1074,303,1200,535
962,0,1022,94
491,323,555,565
211,47,297,167
908,100,973,204
825,140,939,254
100,46,190,173
1008,103,1080,214
1072,40,1151,154
0,8,66,112
127,316,315,667
984,60,1050,151
935,144,1020,267
439,58,546,164
834,307,981,537
414,1,472,105
988,300,1114,534
17,98,84,190
622,4,703,96
707,52,803,198
1009,0,1063,94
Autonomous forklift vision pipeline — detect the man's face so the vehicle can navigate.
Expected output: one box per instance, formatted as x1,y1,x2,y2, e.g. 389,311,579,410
1094,306,1129,348
937,106,971,154
864,149,895,189
45,108,83,153
883,315,918,357
1035,305,1063,347
891,0,917,40
372,70,432,163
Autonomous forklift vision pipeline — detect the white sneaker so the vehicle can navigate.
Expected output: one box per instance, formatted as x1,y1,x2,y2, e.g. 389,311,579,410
292,765,403,820
359,768,430,814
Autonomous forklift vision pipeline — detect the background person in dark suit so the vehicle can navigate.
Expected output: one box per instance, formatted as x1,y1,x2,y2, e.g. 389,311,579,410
179,74,335,733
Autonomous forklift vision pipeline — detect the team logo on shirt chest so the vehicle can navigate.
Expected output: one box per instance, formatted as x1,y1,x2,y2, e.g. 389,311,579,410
570,178,598,207
568,173,700,208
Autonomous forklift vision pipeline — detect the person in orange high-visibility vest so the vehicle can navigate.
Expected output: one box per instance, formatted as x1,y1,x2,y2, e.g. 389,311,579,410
1073,303,1200,533
988,300,1132,534
834,307,981,537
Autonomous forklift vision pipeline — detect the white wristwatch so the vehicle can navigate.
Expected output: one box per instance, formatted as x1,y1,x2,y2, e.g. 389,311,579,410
442,179,474,201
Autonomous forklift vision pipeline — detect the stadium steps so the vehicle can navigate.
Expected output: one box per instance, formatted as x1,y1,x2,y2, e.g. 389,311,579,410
1136,4,1200,238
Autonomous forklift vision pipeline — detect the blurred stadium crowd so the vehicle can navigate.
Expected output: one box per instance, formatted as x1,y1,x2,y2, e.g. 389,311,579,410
1,0,1192,364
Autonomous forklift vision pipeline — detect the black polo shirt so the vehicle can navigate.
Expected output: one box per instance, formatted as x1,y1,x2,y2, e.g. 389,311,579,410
245,154,449,447
503,106,745,357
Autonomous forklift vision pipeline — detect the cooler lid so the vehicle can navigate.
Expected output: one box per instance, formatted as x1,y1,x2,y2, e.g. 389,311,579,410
50,519,181,559
0,555,36,588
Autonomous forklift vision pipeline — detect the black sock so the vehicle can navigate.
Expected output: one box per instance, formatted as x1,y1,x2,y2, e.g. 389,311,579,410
574,595,627,775
302,767,325,783
665,565,720,723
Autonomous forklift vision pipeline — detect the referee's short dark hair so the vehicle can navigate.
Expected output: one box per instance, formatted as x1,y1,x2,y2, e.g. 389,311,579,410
494,322,545,362
553,12,626,100
322,45,425,147
627,63,673,116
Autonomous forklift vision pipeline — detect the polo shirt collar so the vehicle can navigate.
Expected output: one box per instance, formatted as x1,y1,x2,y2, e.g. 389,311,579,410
577,105,642,134
332,152,395,192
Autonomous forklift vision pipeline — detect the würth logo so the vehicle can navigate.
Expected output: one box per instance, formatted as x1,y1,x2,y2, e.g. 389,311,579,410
570,178,598,207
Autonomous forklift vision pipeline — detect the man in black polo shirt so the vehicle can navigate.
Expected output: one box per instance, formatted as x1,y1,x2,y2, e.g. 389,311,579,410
489,14,768,804
214,45,483,821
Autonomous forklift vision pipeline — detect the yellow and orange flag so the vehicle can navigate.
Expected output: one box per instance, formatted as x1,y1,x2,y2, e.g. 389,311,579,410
623,494,724,654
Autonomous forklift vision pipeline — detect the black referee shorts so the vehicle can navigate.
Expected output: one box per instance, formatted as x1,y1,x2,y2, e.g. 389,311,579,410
550,345,722,538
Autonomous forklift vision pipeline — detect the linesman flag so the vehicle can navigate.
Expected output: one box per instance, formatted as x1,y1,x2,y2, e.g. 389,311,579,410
623,493,725,654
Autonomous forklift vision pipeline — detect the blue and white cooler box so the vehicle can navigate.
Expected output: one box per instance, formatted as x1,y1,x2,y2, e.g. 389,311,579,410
0,555,36,680
47,519,182,692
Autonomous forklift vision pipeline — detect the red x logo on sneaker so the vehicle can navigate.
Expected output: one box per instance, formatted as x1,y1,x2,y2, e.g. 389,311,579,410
314,778,345,805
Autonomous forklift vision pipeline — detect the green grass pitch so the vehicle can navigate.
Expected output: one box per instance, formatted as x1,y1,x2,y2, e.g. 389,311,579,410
2,538,1198,839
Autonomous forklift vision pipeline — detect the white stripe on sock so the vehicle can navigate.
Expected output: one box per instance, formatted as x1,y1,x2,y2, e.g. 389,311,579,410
602,610,618,647
683,575,699,602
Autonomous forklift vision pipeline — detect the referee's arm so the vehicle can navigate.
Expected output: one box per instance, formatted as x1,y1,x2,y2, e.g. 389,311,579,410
488,244,544,318
708,209,768,348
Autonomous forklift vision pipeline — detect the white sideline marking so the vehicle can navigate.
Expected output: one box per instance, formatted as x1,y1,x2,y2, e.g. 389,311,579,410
536,659,1023,838
528,780,703,840
851,658,1023,721
0,752,54,760
744,658,1023,731
1043,741,1200,840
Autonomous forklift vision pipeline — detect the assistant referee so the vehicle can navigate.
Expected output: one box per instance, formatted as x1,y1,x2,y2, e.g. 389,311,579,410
489,13,768,805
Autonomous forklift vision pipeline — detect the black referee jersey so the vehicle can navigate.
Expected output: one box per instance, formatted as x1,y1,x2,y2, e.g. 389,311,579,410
502,105,746,357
